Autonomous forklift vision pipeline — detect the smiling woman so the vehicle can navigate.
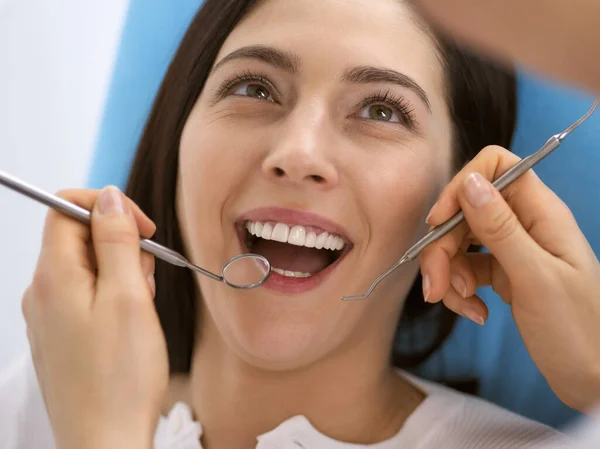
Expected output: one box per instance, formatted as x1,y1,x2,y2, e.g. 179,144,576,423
132,0,518,376
0,0,567,448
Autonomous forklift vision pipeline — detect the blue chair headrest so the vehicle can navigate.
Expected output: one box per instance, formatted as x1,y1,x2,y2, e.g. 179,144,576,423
87,0,202,190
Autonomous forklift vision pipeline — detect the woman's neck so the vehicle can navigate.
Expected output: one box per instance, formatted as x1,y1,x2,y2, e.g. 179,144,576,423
164,327,424,449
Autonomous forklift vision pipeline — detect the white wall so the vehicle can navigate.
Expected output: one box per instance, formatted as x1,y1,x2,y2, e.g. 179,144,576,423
0,0,128,369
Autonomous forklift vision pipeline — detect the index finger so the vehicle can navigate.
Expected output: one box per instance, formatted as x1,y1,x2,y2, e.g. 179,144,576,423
420,145,579,302
427,145,579,247
419,147,521,301
39,188,156,271
427,146,536,226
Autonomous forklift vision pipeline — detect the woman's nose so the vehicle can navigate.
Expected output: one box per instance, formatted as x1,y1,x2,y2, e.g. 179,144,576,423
262,115,339,189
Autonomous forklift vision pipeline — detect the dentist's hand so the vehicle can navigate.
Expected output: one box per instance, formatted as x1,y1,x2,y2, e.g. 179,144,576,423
420,145,600,413
410,0,600,94
22,187,168,449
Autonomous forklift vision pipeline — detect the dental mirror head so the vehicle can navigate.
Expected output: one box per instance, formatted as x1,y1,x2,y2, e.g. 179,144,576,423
221,253,271,289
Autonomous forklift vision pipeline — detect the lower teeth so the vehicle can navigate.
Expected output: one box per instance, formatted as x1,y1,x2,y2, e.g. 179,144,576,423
272,268,312,278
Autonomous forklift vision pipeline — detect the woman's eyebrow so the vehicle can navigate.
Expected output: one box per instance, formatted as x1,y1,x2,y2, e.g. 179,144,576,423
211,45,300,75
211,46,431,113
341,66,431,112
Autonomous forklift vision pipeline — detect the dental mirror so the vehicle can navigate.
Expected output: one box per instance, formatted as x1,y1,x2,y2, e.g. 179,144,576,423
0,170,271,290
220,253,271,289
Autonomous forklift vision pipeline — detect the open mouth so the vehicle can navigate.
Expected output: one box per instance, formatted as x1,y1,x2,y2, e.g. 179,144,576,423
237,220,352,281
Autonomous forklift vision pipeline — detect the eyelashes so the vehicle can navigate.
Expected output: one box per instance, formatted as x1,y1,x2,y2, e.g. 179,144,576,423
214,70,276,101
356,90,418,128
213,70,418,129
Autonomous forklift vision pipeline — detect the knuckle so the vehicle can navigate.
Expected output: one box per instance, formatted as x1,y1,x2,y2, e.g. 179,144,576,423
442,295,461,313
555,197,576,222
54,188,78,200
477,145,505,169
30,260,84,302
55,188,101,213
44,188,99,233
483,207,520,241
93,221,139,246
481,144,507,156
141,253,156,275
21,286,33,322
55,189,99,201
419,244,435,261
482,145,516,163
42,206,64,233
434,227,466,261
476,145,520,178
31,267,56,298
54,188,97,203
130,291,151,306
480,144,501,158
449,252,466,271
112,291,137,304
107,285,153,313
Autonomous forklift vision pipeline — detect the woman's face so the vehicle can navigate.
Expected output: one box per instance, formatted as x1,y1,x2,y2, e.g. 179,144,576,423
177,0,454,368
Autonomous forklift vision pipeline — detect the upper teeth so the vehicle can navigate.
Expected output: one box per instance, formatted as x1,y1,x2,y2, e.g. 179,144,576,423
245,221,346,251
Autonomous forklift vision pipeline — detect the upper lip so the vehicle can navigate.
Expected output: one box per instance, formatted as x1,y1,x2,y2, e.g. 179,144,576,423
237,207,353,243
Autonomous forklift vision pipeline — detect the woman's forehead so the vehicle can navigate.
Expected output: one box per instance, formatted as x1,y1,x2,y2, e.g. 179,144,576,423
215,0,444,101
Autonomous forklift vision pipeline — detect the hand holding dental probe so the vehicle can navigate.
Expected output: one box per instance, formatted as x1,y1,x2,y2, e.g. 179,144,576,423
418,116,600,414
343,99,599,301
342,100,600,412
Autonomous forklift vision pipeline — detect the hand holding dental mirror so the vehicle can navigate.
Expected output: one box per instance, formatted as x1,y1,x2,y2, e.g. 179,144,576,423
0,170,271,289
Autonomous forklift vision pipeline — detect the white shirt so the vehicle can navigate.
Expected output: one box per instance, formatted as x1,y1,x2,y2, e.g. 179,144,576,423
0,353,567,449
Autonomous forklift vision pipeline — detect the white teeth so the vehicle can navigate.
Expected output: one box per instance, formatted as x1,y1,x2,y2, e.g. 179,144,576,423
261,222,273,239
315,232,328,250
254,222,263,237
326,234,337,250
305,232,317,248
271,223,290,243
245,221,346,252
272,268,312,278
288,225,306,246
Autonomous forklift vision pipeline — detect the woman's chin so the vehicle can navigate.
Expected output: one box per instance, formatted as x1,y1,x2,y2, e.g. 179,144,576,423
200,269,370,370
236,329,324,370
218,303,350,371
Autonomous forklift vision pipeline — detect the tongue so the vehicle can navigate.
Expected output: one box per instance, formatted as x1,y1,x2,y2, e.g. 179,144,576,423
251,239,331,274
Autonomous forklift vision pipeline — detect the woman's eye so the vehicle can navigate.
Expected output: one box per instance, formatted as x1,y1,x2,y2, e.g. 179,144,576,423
358,104,400,123
232,83,274,101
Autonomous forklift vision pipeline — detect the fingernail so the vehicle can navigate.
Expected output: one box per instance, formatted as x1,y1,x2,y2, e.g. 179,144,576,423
451,274,468,298
148,274,156,296
463,173,494,208
98,186,125,215
425,204,437,225
422,274,431,302
463,309,485,326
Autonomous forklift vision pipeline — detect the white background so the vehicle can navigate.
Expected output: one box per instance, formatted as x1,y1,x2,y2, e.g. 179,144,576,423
0,0,128,369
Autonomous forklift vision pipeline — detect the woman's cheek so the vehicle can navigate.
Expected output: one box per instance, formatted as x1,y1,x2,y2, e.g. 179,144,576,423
179,123,239,190
360,153,439,245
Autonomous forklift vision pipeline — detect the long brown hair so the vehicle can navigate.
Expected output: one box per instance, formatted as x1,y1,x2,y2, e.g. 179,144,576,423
125,0,517,380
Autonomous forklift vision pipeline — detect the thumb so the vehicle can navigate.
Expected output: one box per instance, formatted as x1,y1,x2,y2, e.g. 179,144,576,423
91,186,147,294
458,172,544,276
